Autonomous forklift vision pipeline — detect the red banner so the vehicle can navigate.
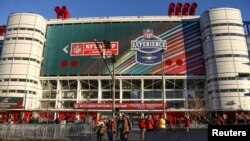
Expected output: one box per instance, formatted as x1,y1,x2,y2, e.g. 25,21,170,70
74,103,167,109
70,42,119,56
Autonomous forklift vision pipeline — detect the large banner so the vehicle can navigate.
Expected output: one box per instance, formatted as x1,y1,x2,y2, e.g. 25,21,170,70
0,97,23,109
42,21,204,75
74,103,167,109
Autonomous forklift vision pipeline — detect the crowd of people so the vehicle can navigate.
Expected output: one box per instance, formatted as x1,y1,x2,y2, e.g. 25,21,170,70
95,114,132,141
1,112,250,141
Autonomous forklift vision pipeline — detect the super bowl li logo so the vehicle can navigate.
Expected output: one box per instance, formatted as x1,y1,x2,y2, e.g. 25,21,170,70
131,29,167,65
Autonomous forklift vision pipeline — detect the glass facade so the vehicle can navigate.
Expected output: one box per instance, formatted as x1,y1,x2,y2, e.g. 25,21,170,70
40,78,206,110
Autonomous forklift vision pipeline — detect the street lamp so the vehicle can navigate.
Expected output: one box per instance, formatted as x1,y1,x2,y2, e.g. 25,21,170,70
161,49,166,119
110,54,116,117
94,39,116,117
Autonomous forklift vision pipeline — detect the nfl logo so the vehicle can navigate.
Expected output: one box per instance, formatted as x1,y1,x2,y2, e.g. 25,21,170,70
73,44,82,54
143,29,153,39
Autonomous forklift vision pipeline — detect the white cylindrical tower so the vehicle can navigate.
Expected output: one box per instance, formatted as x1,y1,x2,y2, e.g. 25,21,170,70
0,13,46,110
200,8,250,111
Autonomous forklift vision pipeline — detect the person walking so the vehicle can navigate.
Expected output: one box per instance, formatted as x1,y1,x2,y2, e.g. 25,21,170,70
106,117,116,141
120,114,131,141
184,116,191,132
116,116,123,139
138,115,146,139
97,123,105,141
158,115,166,131
146,114,154,132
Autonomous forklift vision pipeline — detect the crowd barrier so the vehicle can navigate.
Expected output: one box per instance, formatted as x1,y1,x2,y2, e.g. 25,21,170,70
0,123,95,140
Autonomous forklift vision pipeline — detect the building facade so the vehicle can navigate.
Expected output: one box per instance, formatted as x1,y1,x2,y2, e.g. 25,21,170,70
0,7,249,122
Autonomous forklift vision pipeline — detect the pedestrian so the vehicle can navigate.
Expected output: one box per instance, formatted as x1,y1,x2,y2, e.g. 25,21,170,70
106,117,116,141
138,115,146,139
116,116,123,139
158,115,166,131
146,114,154,132
97,123,105,141
184,116,191,132
120,114,131,141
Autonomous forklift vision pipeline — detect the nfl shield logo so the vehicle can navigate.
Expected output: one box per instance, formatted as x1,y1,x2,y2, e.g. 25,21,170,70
143,29,153,39
73,44,82,54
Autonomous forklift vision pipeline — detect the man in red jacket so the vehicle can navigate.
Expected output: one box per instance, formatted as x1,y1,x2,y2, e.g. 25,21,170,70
146,114,155,132
184,116,191,132
138,115,146,139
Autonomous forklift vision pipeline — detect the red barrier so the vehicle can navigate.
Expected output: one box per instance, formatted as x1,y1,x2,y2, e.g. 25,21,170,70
175,3,182,16
182,3,190,16
189,3,198,15
168,3,175,16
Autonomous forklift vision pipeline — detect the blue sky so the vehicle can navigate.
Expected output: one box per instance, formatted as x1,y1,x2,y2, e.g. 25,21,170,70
0,0,249,25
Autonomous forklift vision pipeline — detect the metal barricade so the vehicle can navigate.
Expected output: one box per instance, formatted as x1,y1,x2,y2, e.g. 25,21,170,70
0,123,95,141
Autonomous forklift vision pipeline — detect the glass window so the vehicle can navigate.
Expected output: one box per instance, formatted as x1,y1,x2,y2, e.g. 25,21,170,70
41,101,56,109
144,79,162,89
187,79,205,89
144,91,162,99
89,80,98,89
61,91,77,99
14,57,21,60
80,80,90,89
122,79,141,89
166,79,174,89
9,90,16,93
175,101,184,109
61,80,70,90
62,101,74,108
22,58,29,60
16,90,25,93
10,78,17,81
81,91,98,99
122,91,140,99
166,79,184,89
102,91,119,99
41,80,57,90
27,28,34,31
102,80,111,89
166,91,183,98
166,100,184,109
26,37,32,40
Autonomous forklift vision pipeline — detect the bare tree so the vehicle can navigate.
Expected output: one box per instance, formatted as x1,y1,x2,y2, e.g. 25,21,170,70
187,79,209,127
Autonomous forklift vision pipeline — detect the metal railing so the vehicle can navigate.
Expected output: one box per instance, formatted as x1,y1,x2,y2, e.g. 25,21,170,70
0,123,95,140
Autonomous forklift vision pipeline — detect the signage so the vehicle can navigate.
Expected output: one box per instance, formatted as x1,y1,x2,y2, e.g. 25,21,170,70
0,97,23,109
74,103,167,109
131,29,167,65
70,42,119,56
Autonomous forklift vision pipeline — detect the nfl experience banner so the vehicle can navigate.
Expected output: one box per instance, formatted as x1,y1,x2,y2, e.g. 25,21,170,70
131,29,166,65
42,21,204,75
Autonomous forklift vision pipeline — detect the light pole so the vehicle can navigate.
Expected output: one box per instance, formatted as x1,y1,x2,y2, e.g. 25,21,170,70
94,39,116,117
111,55,116,117
161,49,166,119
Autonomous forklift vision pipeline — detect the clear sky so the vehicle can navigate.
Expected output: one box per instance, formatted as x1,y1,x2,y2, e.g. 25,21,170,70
0,0,249,25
